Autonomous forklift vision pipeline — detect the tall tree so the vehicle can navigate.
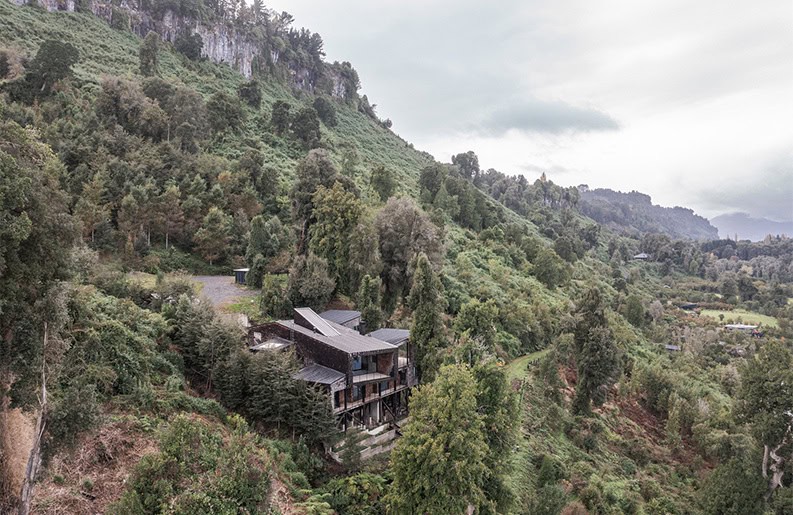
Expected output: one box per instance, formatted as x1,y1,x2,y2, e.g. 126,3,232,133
291,106,321,148
408,253,446,382
572,287,620,415
387,364,489,514
270,100,291,135
308,182,363,293
246,214,285,265
451,150,480,183
138,31,160,77
357,275,383,332
348,215,382,296
73,173,109,243
194,207,232,265
736,341,793,498
291,149,338,251
156,184,184,249
376,197,443,305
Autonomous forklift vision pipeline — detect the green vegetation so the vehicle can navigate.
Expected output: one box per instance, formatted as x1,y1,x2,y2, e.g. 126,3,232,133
2,1,793,513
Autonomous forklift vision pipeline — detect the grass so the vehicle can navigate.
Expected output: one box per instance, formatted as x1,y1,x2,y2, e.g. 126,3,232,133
225,295,261,319
699,308,778,328
505,348,551,382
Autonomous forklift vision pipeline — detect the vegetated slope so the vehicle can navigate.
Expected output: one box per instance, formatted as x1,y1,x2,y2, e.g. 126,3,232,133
711,212,793,242
580,187,719,240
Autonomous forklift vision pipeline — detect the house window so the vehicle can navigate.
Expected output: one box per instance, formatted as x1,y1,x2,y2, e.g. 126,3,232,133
352,385,364,401
352,356,363,372
380,381,389,393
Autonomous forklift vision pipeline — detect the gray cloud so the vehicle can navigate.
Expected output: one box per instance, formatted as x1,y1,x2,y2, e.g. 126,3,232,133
477,99,619,135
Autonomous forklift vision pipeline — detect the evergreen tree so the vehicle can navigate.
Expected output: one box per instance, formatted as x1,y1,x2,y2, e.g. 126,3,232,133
156,184,184,249
291,106,321,148
370,165,396,202
260,274,292,320
194,207,232,265
348,215,382,296
73,173,109,243
138,31,160,77
572,287,620,415
309,181,363,293
357,275,383,332
312,96,337,126
287,253,335,311
387,365,489,514
408,253,446,382
270,100,291,135
237,79,261,108
291,149,338,251
207,91,245,133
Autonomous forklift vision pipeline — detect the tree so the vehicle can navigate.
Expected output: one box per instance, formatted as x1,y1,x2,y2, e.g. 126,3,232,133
287,253,335,311
271,100,291,135
156,184,184,249
386,365,489,514
454,299,499,351
348,216,382,296
370,165,396,202
408,253,446,382
473,363,519,514
207,91,245,133
260,274,292,319
357,275,383,332
312,96,337,126
18,40,79,100
533,247,570,289
623,294,646,327
237,79,261,108
247,254,266,289
194,207,232,265
175,30,203,60
699,458,766,515
291,149,338,251
736,341,793,498
308,182,363,293
572,287,620,415
139,31,160,77
291,106,321,148
246,214,285,265
376,197,443,305
452,150,480,183
73,173,109,243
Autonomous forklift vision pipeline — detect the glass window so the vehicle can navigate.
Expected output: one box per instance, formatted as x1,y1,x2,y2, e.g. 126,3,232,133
352,356,363,371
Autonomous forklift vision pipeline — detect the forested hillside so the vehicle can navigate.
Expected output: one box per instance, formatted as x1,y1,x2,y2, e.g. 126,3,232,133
2,1,793,514
580,187,719,241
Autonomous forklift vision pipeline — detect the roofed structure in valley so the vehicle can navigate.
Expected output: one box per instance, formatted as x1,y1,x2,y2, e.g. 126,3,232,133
320,310,361,326
279,312,397,356
293,363,346,385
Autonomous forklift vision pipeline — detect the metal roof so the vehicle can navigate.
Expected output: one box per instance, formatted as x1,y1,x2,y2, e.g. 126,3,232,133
367,328,410,346
294,307,340,337
320,310,361,325
294,364,345,385
277,318,397,355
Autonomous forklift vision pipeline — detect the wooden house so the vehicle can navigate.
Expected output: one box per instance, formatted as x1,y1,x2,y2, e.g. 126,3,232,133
249,308,415,430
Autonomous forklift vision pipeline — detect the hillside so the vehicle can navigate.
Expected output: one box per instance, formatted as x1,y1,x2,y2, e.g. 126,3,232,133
2,1,793,514
579,187,719,240
711,212,793,242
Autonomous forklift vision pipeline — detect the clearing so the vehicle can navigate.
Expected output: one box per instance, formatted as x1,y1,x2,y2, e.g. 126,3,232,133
505,348,551,383
699,308,778,328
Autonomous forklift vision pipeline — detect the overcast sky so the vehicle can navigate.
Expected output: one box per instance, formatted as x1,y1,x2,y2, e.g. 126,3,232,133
267,0,793,221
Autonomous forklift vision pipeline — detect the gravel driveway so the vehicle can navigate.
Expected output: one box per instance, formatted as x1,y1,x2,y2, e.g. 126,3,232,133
192,275,257,309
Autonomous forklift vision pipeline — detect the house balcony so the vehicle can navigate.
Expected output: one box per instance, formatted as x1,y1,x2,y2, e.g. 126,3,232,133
333,384,409,414
352,372,391,384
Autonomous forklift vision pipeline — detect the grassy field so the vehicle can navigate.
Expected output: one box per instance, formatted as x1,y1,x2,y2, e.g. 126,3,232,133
700,308,778,328
505,348,551,382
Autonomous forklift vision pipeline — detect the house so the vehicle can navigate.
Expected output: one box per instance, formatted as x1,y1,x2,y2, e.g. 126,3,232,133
249,308,416,430
632,253,650,261
678,302,699,311
319,309,362,331
664,344,681,352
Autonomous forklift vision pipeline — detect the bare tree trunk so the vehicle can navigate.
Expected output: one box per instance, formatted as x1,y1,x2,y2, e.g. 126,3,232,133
762,444,769,478
165,231,169,250
18,323,48,515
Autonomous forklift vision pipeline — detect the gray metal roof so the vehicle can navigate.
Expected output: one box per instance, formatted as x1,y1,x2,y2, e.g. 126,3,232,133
277,318,397,355
367,328,410,346
294,364,345,385
320,310,361,325
294,307,340,337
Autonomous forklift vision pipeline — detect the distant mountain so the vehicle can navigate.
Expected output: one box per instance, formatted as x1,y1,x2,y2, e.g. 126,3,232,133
578,187,719,240
710,212,793,241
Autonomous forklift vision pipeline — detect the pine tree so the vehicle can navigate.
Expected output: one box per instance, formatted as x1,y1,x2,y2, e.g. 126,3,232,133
357,275,383,332
572,287,620,415
387,365,489,513
194,207,232,265
408,253,446,382
156,184,184,249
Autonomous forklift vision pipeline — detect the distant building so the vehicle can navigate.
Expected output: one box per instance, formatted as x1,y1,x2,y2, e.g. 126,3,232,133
664,344,681,352
248,308,415,430
678,302,699,310
632,253,650,261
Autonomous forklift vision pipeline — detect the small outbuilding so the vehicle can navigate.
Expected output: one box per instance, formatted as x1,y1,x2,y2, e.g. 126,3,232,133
632,253,651,261
724,324,758,332
664,344,682,352
233,268,249,285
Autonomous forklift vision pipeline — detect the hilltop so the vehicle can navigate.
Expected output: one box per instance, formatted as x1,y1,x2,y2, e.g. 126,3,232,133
710,212,793,242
